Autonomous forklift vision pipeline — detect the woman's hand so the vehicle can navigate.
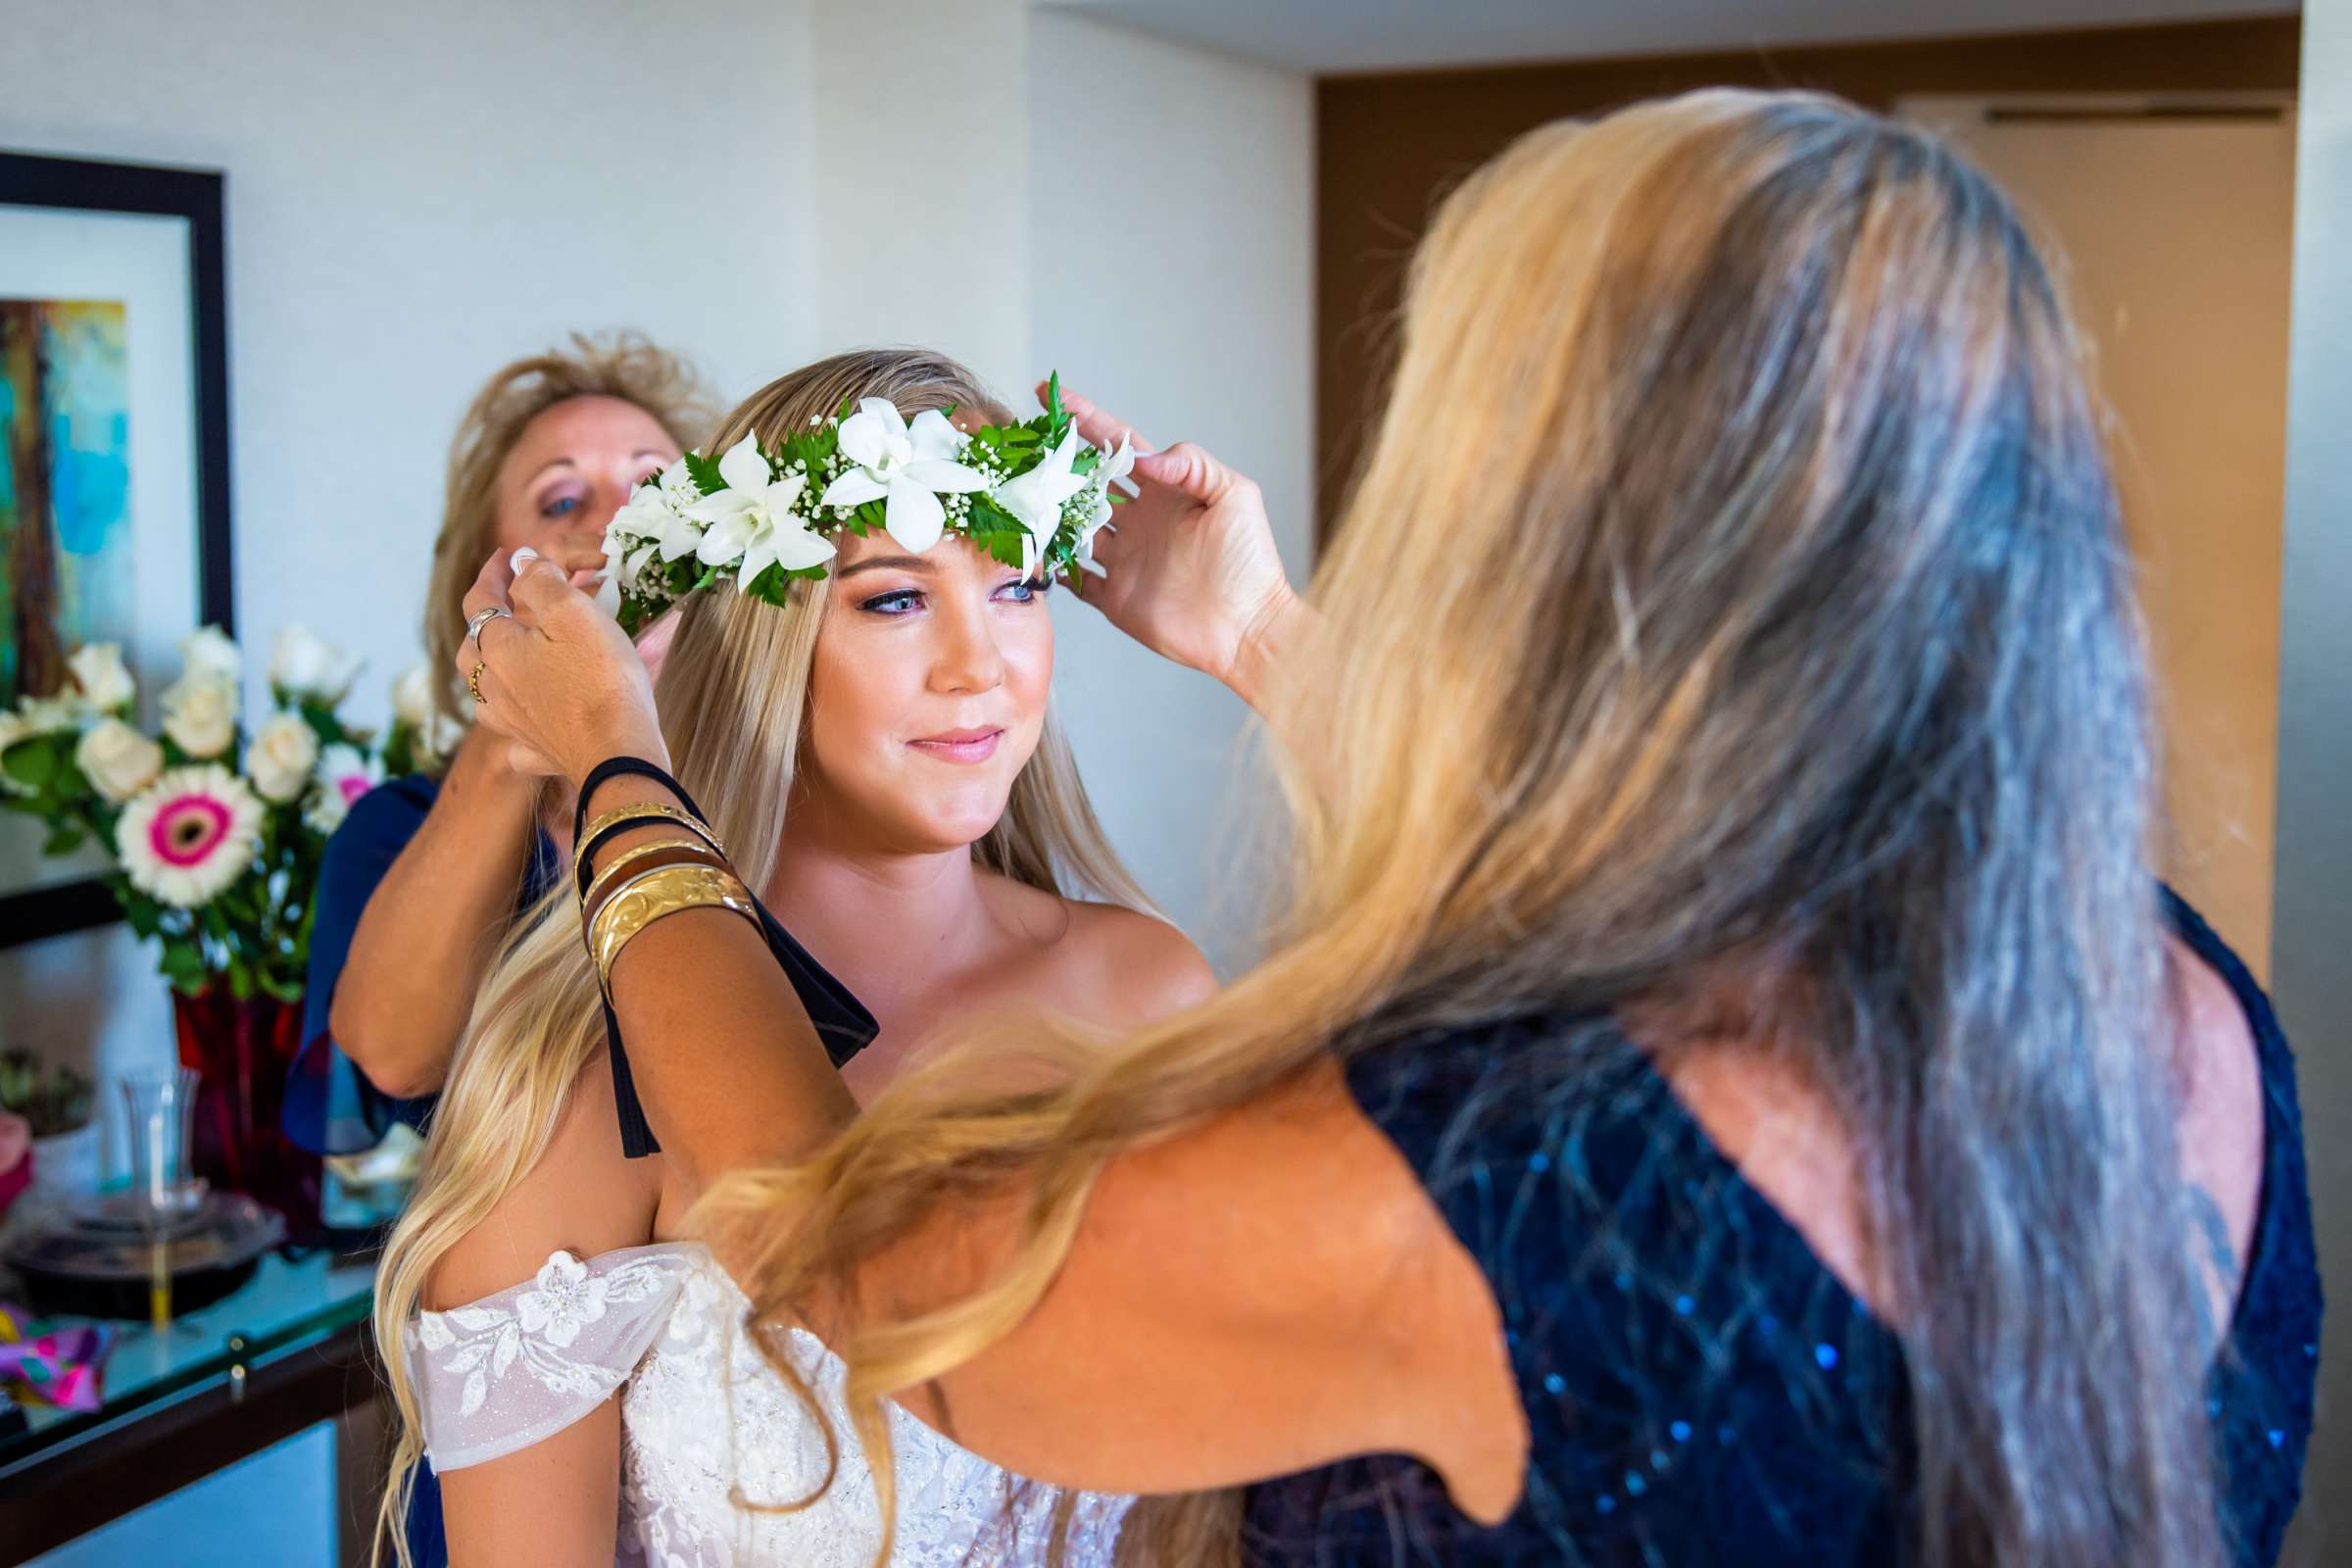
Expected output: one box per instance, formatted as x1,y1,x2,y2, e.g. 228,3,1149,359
1054,385,1310,710
458,551,666,787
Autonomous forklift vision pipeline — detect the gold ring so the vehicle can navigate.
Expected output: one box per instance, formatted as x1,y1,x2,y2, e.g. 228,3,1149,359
468,661,488,705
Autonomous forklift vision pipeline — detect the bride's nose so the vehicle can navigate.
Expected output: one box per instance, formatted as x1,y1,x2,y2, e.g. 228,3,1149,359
928,597,1006,697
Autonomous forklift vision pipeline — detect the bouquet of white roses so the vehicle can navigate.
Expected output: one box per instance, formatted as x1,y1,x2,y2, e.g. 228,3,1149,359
0,627,455,1002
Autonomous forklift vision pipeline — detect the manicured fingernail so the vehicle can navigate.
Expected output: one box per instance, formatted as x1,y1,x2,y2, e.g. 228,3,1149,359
512,547,540,569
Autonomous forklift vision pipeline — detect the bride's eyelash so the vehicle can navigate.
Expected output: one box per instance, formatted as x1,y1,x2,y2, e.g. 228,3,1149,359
856,578,1045,616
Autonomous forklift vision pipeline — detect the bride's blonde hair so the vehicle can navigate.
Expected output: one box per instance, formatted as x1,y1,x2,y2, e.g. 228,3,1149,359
369,348,1148,1567
702,91,2222,1568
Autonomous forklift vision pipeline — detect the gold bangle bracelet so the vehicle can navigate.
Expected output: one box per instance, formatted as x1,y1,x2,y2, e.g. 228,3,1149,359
581,837,719,912
590,863,759,991
572,802,726,889
587,856,719,948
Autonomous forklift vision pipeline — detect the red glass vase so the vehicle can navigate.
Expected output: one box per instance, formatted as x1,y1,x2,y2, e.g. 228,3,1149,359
170,989,321,1237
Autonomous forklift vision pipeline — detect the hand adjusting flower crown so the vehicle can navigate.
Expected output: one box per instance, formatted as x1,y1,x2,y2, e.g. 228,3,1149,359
598,372,1132,636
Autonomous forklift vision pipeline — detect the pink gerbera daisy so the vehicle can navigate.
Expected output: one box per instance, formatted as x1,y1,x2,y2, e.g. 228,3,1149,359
115,764,265,908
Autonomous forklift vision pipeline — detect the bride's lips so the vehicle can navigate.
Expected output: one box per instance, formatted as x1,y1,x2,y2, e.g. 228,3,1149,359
906,726,1004,764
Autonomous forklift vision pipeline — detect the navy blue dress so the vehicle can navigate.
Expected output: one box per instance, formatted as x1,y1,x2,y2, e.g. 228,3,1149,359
1243,892,2321,1565
282,775,548,1156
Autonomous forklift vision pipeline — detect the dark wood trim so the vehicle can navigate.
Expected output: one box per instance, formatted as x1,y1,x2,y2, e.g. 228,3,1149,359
0,1321,368,1565
0,150,236,949
1314,14,2303,542
0,876,121,949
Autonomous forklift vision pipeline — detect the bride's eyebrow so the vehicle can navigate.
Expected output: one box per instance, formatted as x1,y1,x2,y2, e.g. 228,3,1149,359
837,555,934,578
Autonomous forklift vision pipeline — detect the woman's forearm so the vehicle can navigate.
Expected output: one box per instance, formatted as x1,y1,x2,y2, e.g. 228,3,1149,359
329,733,544,1098
588,775,858,1194
1226,588,1326,770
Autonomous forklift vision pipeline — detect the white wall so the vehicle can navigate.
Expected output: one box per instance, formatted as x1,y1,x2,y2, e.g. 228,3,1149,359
809,0,1033,394
1025,9,1316,967
0,0,819,1089
2276,0,2352,1539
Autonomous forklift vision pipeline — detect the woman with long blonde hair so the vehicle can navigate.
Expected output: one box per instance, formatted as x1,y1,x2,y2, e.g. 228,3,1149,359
460,93,2319,1567
380,350,1208,1565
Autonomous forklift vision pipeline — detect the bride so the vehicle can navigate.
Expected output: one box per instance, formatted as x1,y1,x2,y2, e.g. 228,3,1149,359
371,349,1212,1566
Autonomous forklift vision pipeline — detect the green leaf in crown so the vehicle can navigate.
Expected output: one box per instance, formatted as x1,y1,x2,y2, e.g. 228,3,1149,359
596,371,1138,636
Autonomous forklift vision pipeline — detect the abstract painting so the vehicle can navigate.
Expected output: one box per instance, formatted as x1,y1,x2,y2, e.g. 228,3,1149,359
1,298,133,705
0,150,230,944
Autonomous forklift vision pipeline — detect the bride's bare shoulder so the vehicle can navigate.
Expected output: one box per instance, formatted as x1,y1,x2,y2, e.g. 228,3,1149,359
972,870,1216,1025
1048,892,1218,1027
1073,899,1216,1008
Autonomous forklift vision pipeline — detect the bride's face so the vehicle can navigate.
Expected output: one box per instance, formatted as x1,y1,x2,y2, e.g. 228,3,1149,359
798,526,1054,852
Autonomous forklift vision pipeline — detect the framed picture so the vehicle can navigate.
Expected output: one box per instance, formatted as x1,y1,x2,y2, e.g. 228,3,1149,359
0,152,232,947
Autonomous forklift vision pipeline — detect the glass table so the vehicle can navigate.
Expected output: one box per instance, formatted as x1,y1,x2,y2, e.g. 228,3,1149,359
0,1249,378,1565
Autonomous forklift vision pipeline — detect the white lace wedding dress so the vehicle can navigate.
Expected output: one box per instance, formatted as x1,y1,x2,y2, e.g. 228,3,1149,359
410,1242,1129,1566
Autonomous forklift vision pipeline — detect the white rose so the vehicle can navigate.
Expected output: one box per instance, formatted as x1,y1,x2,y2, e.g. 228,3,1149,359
426,711,468,760
391,663,437,729
74,718,165,803
161,675,238,760
0,710,30,798
269,625,360,704
245,712,320,804
68,644,136,710
180,625,242,684
17,693,89,733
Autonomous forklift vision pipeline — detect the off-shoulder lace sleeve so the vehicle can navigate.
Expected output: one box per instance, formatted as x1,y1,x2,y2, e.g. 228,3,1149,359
408,1241,704,1471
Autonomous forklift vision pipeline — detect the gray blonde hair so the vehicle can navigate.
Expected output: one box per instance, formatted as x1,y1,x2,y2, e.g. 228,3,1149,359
704,93,2223,1568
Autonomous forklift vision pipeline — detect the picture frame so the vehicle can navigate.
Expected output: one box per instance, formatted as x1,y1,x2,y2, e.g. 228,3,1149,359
0,151,233,948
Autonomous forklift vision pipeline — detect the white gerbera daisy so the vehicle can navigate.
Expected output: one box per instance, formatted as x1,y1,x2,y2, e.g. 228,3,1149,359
116,764,265,908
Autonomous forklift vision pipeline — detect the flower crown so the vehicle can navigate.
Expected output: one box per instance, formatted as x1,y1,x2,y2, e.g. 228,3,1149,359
598,372,1131,635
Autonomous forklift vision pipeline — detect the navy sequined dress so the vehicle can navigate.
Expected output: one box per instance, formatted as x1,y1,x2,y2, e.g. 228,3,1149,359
1242,891,2321,1565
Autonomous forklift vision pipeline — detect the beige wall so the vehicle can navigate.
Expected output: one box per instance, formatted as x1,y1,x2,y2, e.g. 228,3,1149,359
1906,100,2296,973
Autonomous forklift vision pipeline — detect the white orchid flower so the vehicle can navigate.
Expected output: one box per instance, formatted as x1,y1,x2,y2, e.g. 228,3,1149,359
594,541,628,617
597,488,703,616
1072,431,1134,575
686,435,832,588
605,471,704,585
653,455,703,513
990,424,1089,573
1091,431,1136,512
817,400,990,554
596,515,645,617
1074,522,1111,578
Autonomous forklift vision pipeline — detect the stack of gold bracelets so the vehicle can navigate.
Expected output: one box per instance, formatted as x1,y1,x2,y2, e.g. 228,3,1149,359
575,799,761,995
